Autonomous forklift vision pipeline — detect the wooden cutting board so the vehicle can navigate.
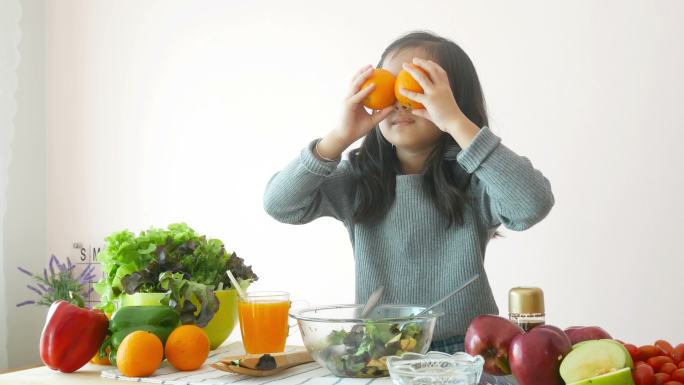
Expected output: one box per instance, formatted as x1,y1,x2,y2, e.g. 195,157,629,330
212,348,313,377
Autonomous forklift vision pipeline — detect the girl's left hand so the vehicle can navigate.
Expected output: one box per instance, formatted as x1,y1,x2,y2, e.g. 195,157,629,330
397,58,466,132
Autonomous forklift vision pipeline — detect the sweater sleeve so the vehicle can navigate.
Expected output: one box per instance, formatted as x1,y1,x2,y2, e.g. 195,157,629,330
263,139,355,224
457,127,554,231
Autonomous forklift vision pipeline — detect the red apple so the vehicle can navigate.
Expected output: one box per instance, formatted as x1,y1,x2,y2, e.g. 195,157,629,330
509,325,573,385
464,315,524,375
564,326,612,345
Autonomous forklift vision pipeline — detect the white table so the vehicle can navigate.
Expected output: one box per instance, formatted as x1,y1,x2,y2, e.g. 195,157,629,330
0,342,393,385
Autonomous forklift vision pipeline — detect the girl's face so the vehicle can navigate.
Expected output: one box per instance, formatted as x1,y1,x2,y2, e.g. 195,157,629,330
378,48,444,152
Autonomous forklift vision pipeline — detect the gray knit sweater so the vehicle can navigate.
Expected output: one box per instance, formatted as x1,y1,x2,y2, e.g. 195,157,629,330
263,127,554,340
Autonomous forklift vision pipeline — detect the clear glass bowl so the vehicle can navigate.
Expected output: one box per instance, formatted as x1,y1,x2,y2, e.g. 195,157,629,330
290,304,440,378
387,351,485,385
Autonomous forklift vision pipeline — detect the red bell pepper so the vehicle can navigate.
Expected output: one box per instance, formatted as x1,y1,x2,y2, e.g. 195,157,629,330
39,300,109,373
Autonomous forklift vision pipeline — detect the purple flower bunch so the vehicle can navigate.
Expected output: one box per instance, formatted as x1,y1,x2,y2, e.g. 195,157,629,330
17,255,97,308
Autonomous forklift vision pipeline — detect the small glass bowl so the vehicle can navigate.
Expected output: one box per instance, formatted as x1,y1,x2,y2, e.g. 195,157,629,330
387,351,485,385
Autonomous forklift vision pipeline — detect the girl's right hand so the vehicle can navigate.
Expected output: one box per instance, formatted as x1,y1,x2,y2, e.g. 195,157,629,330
316,65,393,160
336,65,394,142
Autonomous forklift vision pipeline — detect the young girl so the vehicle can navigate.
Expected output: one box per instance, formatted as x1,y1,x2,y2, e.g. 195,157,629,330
263,31,554,353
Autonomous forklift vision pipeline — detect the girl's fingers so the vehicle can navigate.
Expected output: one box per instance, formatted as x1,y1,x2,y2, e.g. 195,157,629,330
348,82,375,104
398,87,427,104
412,58,447,83
352,64,373,81
348,66,375,97
370,106,394,125
411,108,431,121
402,63,432,90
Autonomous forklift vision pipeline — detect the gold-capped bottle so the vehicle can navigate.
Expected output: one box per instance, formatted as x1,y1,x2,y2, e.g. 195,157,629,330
508,287,545,331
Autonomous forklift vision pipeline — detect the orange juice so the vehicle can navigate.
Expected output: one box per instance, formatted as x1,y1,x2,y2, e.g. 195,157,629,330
238,292,290,354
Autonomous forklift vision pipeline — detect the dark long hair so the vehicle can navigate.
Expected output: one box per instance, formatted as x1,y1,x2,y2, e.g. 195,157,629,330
348,31,489,227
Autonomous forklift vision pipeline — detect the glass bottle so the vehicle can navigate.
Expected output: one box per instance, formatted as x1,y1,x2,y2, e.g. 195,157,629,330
508,287,545,332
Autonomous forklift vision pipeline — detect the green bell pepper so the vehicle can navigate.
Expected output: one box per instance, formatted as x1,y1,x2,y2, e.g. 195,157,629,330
102,306,179,365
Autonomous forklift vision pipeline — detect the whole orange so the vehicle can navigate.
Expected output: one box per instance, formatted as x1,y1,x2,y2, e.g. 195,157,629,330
394,64,430,109
165,325,210,371
116,331,163,377
360,68,397,110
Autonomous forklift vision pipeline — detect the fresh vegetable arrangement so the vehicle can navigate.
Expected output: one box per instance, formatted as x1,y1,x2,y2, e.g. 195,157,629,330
39,303,216,375
34,223,258,375
94,223,257,326
319,321,425,377
100,306,180,365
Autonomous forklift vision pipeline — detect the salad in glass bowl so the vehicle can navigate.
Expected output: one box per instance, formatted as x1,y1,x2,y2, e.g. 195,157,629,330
290,304,441,378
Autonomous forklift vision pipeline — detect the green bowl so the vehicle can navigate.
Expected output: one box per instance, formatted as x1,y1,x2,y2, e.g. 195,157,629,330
120,292,167,307
199,289,238,350
120,290,238,350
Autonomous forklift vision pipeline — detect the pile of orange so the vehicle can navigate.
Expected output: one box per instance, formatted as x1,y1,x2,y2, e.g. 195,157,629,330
115,325,210,377
360,64,430,110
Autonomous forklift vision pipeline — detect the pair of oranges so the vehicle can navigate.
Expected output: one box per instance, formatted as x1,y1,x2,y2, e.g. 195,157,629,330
116,325,210,377
361,64,429,110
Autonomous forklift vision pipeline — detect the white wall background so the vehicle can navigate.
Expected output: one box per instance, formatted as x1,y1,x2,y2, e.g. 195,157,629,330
1,0,47,371
3,0,684,370
0,0,21,371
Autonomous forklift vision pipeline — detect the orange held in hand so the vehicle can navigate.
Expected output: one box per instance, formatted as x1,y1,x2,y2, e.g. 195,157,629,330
361,68,396,110
395,64,430,110
116,331,163,377
165,325,210,371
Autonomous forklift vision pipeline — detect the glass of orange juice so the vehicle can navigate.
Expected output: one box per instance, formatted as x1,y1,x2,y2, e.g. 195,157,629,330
237,291,291,354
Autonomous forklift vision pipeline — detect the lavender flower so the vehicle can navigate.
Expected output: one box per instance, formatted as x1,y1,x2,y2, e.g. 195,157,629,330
48,255,57,277
26,285,43,296
17,255,95,308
